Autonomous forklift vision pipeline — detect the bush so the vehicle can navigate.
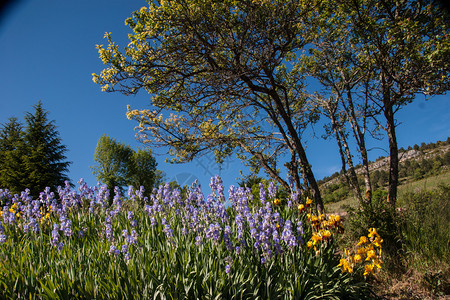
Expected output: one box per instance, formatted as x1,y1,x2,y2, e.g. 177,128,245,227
342,190,401,269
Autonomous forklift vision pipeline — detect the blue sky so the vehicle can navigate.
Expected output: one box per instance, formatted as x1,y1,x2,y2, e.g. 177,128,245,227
1,0,449,192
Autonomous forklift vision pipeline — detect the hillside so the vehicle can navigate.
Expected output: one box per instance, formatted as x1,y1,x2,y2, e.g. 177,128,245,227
319,138,450,206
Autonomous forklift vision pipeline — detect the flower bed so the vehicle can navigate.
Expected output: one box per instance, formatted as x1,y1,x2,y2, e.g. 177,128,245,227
0,176,380,299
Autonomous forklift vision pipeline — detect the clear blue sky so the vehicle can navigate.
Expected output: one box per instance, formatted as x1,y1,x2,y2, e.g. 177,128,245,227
1,0,449,192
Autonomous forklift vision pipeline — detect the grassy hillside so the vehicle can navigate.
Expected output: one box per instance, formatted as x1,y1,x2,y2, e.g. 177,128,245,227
324,169,450,214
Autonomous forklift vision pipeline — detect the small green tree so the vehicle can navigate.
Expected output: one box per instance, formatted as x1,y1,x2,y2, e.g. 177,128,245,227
91,135,133,200
23,101,71,197
91,135,160,202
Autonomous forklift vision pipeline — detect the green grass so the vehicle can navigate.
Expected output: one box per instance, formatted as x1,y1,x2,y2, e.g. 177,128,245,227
397,171,450,203
324,169,450,214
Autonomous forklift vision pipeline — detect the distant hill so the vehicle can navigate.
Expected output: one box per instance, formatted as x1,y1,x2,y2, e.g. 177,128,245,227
318,138,450,203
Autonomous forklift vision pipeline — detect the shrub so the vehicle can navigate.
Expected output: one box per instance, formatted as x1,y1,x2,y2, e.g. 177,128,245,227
342,190,401,268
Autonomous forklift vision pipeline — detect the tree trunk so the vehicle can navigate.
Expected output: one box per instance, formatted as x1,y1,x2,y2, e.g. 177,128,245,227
328,105,363,204
296,144,324,213
266,90,324,213
336,125,363,204
384,103,398,206
344,86,372,203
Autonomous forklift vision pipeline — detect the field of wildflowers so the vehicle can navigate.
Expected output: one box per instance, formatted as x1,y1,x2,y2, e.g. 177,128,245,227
0,176,381,299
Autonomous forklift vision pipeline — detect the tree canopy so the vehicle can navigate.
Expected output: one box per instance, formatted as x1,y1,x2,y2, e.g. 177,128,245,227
93,0,449,211
93,0,325,211
304,0,449,205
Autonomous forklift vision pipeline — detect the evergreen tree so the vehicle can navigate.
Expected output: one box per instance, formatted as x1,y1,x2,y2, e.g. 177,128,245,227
23,101,71,197
0,117,27,193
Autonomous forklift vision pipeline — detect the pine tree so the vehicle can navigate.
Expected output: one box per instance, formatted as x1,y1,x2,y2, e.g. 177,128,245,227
23,101,71,197
0,117,27,193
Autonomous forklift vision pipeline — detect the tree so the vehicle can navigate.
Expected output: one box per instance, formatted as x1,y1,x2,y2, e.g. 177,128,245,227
0,117,28,193
302,2,378,206
127,148,161,195
91,134,133,201
93,0,325,212
342,0,449,206
23,101,72,197
91,135,160,203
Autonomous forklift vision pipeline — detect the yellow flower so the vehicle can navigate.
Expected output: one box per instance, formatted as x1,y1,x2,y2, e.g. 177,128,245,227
307,241,313,249
306,197,313,207
9,203,17,213
368,228,380,238
338,258,353,273
365,250,377,261
273,198,280,205
373,258,382,269
353,254,362,263
373,236,383,247
357,236,368,246
321,230,332,240
311,232,322,245
298,204,305,212
363,264,374,276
